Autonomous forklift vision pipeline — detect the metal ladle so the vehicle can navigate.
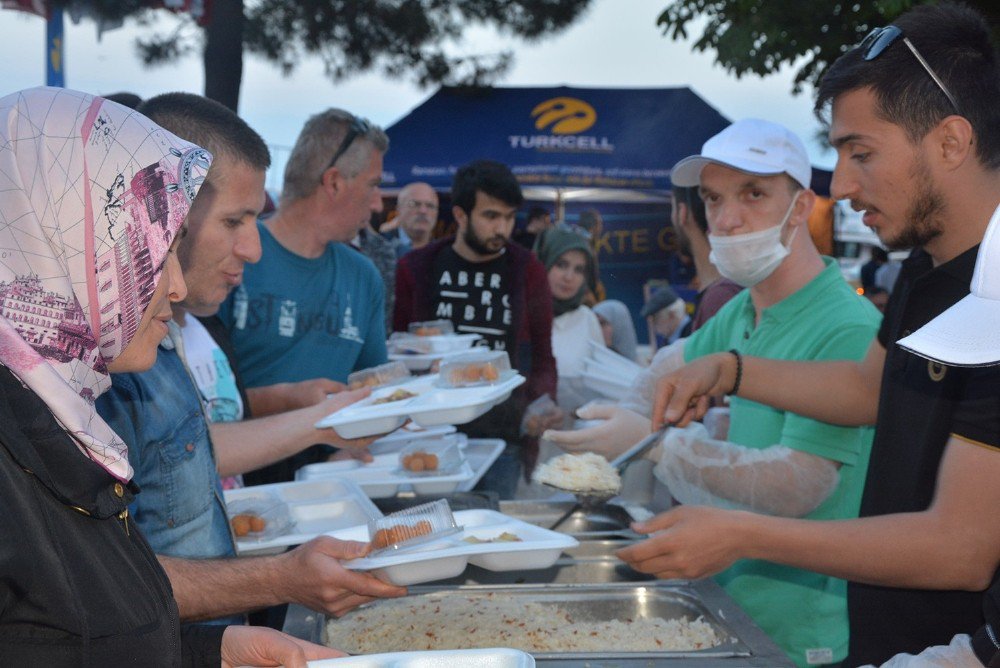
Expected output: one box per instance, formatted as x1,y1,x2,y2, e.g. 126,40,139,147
545,426,669,530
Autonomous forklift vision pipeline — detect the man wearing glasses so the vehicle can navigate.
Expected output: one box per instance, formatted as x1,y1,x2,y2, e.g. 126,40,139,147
383,181,439,258
219,110,390,400
619,4,1000,665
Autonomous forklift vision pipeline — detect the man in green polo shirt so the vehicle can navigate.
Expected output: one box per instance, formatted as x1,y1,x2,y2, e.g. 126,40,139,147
548,118,880,666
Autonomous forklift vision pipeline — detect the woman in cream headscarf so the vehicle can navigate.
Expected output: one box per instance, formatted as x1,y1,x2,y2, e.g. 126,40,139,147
0,88,338,666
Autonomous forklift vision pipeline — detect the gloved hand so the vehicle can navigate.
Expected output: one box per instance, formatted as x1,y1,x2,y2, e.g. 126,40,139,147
542,402,653,459
653,422,840,517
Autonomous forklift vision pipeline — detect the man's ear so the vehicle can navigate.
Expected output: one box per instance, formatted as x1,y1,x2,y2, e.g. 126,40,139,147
790,188,817,228
934,115,975,172
319,165,342,198
452,205,468,230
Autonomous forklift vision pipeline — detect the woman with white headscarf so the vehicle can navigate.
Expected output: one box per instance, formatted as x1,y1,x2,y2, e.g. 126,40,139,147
0,88,339,666
592,299,639,362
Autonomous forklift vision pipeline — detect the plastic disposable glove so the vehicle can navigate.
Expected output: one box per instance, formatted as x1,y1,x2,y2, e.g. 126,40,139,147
621,339,686,416
653,422,840,517
860,633,979,668
542,402,652,459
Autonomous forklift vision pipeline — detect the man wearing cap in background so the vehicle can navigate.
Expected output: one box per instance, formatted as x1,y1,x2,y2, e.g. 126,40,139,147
631,4,1000,665
547,117,881,667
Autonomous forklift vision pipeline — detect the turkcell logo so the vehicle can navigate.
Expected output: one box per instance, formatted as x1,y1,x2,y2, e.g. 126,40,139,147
531,97,596,134
508,96,614,152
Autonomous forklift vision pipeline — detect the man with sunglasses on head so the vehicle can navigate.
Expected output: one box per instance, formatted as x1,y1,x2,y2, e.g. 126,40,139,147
219,110,389,410
622,4,1000,665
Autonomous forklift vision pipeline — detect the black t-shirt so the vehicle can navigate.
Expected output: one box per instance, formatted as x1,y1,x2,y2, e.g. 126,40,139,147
847,245,1000,665
430,247,515,353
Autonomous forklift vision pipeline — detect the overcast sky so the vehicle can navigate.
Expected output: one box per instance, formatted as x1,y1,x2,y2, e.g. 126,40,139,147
0,0,838,185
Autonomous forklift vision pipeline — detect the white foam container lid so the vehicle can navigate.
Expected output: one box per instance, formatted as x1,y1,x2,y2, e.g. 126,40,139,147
308,648,535,668
295,438,504,499
316,373,524,439
329,509,579,586
225,478,382,556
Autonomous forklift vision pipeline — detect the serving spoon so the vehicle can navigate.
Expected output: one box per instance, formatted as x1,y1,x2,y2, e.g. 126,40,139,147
545,425,670,530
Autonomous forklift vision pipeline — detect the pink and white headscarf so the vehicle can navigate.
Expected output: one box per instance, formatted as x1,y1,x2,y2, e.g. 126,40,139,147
0,87,211,481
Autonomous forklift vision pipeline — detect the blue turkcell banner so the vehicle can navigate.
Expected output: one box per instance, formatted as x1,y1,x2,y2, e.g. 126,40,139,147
383,86,732,192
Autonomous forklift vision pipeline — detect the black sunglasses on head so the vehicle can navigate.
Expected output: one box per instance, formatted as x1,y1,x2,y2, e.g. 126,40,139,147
860,25,960,114
325,116,373,171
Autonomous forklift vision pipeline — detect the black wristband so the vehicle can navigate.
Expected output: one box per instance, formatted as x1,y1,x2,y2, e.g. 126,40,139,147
728,349,743,396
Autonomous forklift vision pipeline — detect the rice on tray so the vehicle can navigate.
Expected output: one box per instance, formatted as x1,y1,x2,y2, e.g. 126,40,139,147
533,452,621,493
325,593,720,653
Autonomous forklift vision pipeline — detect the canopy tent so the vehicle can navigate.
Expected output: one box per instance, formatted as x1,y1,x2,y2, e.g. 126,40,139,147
382,85,732,196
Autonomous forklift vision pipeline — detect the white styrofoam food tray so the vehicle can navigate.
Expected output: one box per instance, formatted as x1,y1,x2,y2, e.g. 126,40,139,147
388,348,470,372
296,438,503,498
329,509,579,586
308,648,535,668
588,340,644,374
456,439,505,492
297,458,476,498
580,369,631,401
368,424,458,454
315,373,524,439
225,478,382,556
388,332,481,355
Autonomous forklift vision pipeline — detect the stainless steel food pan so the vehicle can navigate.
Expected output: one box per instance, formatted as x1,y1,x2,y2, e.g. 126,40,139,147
285,580,793,667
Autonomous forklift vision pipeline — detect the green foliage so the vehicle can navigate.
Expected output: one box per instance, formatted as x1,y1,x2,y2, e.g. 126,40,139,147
57,0,592,105
657,0,1000,94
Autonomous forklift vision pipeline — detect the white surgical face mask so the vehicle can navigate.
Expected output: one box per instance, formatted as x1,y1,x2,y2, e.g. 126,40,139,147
708,192,800,287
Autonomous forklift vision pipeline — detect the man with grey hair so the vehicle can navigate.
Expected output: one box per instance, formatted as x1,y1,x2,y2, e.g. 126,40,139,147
220,109,390,396
383,181,439,258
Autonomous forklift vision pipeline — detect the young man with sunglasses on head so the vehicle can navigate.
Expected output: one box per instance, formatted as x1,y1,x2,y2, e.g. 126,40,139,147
622,4,1000,665
219,110,390,409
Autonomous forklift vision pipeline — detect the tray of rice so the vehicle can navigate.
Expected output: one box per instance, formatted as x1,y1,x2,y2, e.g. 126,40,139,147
327,509,579,586
321,584,743,659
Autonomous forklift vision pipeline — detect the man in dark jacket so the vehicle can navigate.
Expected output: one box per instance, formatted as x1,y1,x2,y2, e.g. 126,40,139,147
394,160,558,497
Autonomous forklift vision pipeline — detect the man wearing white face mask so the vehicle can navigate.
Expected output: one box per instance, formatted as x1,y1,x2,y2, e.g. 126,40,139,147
546,118,881,667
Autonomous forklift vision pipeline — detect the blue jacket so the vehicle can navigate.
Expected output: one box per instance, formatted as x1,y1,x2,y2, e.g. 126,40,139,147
96,333,234,562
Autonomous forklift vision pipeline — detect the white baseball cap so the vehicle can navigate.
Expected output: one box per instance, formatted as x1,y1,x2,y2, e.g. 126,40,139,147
671,118,812,190
897,204,1000,366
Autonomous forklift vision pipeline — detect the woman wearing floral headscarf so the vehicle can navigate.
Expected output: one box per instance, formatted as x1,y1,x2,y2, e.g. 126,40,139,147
0,88,339,666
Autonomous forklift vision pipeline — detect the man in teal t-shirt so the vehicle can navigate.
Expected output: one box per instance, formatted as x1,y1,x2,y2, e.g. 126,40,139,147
553,119,880,667
218,108,390,395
